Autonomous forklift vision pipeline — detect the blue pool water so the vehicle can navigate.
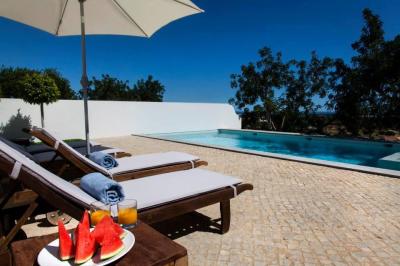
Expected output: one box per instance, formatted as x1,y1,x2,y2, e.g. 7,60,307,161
150,129,400,172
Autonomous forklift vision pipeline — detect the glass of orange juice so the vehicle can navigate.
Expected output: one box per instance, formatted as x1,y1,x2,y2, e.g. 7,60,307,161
89,202,111,227
117,199,137,229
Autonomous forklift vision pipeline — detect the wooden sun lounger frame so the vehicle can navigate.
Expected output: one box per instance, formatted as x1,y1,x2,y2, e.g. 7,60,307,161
0,182,38,253
0,149,253,252
27,127,208,181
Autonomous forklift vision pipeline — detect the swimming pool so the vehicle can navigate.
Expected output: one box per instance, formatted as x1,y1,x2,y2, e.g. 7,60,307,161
146,129,400,177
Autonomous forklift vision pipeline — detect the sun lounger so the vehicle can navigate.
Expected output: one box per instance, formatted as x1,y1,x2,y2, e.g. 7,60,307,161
0,138,253,250
29,143,130,162
26,139,119,155
0,135,131,183
0,135,129,165
27,127,208,181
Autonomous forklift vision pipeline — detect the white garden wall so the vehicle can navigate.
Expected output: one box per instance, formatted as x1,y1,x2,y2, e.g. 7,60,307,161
0,98,241,140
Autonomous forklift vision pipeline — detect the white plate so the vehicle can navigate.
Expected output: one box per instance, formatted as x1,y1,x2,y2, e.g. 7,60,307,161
37,229,135,266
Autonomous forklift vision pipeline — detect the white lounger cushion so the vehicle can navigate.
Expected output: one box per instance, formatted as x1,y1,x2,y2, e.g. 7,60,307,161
108,152,199,175
0,140,240,211
47,130,200,177
120,168,242,210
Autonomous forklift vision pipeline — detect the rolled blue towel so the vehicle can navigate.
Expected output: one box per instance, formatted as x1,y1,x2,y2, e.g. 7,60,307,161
80,172,125,204
89,151,118,169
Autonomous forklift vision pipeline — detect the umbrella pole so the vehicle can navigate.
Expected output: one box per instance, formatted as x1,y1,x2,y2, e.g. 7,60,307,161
79,0,90,155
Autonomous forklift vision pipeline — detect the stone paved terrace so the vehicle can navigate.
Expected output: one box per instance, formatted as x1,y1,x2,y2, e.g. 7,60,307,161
21,135,400,265
91,135,400,266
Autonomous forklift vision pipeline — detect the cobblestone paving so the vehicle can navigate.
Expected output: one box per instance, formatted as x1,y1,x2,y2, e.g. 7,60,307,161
97,136,400,265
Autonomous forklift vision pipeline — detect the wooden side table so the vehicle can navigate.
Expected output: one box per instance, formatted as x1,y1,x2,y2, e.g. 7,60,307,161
10,222,187,266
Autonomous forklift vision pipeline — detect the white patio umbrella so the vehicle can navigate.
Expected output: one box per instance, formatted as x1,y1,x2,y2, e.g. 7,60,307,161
0,0,203,154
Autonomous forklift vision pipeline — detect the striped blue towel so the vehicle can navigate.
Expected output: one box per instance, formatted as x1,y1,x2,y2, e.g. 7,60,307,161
80,172,125,204
89,151,118,169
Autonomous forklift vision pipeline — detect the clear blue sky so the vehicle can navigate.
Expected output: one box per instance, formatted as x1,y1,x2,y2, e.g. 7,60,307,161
1,0,399,103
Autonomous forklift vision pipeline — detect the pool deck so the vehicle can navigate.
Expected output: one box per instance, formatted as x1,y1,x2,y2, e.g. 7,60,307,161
23,135,400,265
97,135,400,265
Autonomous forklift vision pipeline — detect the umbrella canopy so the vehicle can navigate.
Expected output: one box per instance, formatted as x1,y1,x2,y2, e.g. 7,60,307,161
0,0,203,37
0,0,203,153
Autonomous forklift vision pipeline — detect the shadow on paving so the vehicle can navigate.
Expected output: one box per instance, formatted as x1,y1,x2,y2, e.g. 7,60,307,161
151,212,222,239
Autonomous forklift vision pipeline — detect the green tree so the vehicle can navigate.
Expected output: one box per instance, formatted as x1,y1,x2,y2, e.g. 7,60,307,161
86,74,165,102
327,59,361,134
130,75,165,102
0,66,76,100
380,35,400,129
87,74,131,100
280,52,333,131
19,72,60,128
43,68,77,99
230,48,333,132
230,47,288,130
0,109,32,140
0,67,35,98
232,9,400,135
239,105,270,130
328,8,400,134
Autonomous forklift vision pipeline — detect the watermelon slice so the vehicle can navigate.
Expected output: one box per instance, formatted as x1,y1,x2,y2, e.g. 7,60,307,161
57,220,74,260
92,216,126,243
111,221,126,239
80,210,90,229
73,210,89,246
91,216,125,260
99,229,124,260
74,222,96,264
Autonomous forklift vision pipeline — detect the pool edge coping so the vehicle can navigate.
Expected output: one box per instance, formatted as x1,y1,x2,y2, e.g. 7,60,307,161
131,129,400,178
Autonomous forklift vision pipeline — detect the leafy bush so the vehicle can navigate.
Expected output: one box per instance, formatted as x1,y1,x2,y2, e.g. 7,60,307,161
0,66,76,99
84,74,165,102
20,72,60,105
19,72,60,127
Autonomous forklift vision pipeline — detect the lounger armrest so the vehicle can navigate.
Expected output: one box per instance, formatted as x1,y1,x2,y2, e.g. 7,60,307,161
236,183,254,195
197,160,208,167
